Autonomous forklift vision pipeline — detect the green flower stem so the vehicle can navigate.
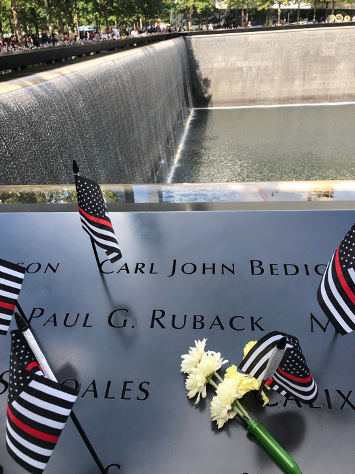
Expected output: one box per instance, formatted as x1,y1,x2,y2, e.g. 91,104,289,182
231,404,244,419
237,401,250,420
208,379,219,390
232,403,252,425
213,371,223,383
210,371,252,424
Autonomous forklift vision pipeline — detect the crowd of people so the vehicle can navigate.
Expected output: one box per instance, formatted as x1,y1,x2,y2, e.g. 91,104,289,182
274,13,355,25
206,13,355,29
0,25,176,53
2,13,355,52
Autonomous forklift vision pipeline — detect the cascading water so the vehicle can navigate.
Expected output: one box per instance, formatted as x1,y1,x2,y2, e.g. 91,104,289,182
0,37,192,186
3,28,355,188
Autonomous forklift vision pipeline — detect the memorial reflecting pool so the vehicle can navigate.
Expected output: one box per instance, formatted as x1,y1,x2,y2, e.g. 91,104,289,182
170,104,355,183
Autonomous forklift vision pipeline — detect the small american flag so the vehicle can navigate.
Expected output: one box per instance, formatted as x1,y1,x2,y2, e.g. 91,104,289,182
239,331,318,404
75,175,122,263
0,259,26,336
6,330,78,474
317,223,355,335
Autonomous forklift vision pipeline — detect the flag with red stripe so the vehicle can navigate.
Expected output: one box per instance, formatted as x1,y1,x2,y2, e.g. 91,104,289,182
317,224,355,334
6,330,78,474
74,175,122,263
239,331,317,404
0,259,26,336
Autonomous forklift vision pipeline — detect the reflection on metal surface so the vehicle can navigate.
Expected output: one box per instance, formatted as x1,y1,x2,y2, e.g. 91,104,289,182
307,183,334,201
194,102,355,109
1,181,355,204
0,186,119,204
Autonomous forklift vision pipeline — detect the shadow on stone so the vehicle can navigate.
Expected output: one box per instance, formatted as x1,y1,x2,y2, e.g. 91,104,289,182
184,38,212,107
247,411,305,472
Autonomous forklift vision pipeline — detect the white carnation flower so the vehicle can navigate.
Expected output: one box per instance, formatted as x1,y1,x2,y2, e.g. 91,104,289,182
185,351,227,404
180,338,207,374
210,377,240,429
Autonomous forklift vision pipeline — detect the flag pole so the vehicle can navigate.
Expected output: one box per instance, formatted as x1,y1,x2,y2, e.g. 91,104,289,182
68,411,111,474
14,308,109,474
73,160,102,273
90,236,102,273
15,301,28,322
256,337,287,402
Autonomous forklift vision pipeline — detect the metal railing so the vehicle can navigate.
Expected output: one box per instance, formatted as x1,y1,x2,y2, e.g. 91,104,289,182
0,33,180,71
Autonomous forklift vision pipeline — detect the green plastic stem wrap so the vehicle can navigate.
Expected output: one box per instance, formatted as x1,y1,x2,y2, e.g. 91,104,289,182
247,419,302,474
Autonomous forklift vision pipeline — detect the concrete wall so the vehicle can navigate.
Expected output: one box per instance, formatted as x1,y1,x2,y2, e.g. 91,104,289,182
185,28,355,106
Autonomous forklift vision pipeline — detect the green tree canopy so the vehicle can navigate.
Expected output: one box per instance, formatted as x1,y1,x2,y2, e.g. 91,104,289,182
2,0,173,39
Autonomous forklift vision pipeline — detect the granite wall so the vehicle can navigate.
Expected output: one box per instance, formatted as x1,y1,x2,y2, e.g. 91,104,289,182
185,28,355,106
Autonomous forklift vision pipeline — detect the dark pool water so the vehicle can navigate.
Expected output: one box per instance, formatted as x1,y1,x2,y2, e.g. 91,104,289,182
170,105,355,183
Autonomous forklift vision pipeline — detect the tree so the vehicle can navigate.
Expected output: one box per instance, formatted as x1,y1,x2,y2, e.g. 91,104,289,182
94,0,110,29
257,0,289,26
312,0,317,22
212,0,225,26
10,0,22,42
43,0,52,34
0,0,10,37
227,0,261,27
226,0,245,27
175,0,195,29
195,0,214,27
0,0,174,36
289,0,302,23
274,0,288,25
304,0,323,23
53,0,64,32
243,0,258,26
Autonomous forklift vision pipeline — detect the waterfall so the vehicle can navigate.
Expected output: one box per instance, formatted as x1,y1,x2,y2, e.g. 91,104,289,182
0,37,192,186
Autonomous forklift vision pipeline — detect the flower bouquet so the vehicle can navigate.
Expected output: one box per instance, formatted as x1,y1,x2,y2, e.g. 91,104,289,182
181,338,303,474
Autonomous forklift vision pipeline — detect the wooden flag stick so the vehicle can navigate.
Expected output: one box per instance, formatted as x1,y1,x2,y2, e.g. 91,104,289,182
256,337,287,402
69,411,110,474
15,305,111,474
15,301,28,322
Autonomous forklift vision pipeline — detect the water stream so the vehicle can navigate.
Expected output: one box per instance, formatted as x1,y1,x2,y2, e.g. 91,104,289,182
0,37,191,186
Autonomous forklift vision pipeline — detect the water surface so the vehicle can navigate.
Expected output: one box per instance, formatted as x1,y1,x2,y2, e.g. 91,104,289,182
171,105,355,183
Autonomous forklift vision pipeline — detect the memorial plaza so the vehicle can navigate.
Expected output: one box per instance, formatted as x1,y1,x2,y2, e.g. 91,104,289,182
1,1,355,474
